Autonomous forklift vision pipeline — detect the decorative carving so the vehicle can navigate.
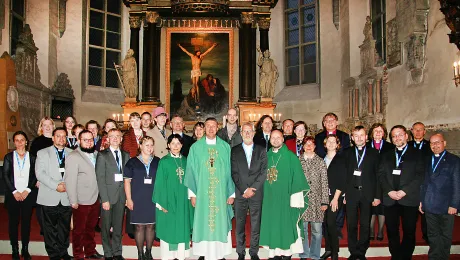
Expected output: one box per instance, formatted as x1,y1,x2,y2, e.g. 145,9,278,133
257,46,278,98
405,33,427,84
386,19,401,68
51,73,74,99
171,0,229,15
159,18,240,28
241,12,254,24
258,17,270,30
7,85,19,112
145,11,159,24
115,49,138,99
363,16,373,41
58,0,67,37
252,0,277,8
13,24,41,84
439,0,460,50
332,0,339,30
129,15,142,28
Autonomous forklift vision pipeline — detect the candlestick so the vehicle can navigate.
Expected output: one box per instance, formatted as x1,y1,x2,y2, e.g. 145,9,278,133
117,114,120,122
112,114,116,120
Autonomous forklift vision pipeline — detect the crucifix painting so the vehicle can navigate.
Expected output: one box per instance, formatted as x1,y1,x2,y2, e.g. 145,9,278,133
167,30,233,122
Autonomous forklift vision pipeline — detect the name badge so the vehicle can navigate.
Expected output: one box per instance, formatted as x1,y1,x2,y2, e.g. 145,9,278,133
392,169,401,175
114,173,123,182
353,170,362,176
59,168,65,173
144,178,152,184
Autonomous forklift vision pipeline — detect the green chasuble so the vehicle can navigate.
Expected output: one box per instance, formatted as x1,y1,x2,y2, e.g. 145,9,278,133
259,144,310,250
152,153,193,251
184,137,235,243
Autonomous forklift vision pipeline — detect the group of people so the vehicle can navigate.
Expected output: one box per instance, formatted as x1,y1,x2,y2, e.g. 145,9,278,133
3,107,459,260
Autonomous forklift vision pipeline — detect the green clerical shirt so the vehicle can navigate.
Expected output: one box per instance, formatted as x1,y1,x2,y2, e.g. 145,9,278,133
184,137,235,243
260,144,310,250
152,153,193,251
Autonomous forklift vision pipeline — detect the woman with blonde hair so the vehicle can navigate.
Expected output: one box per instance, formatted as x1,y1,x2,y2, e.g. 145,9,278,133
30,117,55,157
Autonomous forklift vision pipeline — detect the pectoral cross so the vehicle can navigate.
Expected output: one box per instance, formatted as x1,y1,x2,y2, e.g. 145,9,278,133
176,167,184,183
267,166,278,184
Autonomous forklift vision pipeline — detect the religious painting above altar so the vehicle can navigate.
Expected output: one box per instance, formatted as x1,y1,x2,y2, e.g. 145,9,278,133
166,28,234,122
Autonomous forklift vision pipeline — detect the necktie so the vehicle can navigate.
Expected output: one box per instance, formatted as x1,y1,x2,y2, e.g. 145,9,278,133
114,150,121,172
160,129,165,138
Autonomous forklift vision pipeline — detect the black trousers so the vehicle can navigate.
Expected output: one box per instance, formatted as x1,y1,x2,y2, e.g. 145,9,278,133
346,193,372,257
426,213,455,260
234,197,262,256
384,204,418,260
6,192,36,246
324,198,343,256
42,203,72,260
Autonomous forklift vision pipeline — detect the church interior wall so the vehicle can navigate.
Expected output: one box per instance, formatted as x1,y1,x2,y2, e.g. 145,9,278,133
272,0,343,132
0,0,10,56
384,0,460,128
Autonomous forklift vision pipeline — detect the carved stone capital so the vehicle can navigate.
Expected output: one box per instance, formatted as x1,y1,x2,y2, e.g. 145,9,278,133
129,15,142,28
241,12,254,24
145,11,159,24
258,17,270,30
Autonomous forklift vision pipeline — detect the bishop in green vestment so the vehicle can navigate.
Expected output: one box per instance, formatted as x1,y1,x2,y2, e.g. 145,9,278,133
184,118,235,260
259,130,310,257
153,133,193,260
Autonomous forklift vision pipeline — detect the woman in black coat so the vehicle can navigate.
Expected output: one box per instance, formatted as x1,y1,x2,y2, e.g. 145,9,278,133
3,131,37,260
321,134,346,260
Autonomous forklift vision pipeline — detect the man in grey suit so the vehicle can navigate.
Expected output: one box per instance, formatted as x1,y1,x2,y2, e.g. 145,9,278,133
36,127,73,260
95,129,130,260
231,122,267,260
65,130,103,260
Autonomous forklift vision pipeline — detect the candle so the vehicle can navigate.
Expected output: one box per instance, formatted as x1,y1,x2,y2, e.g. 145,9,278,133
112,114,116,119
274,114,277,121
117,114,120,121
258,114,261,120
454,62,458,77
279,113,282,121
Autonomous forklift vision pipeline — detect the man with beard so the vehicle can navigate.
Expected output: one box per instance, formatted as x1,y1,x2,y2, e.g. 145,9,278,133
65,130,103,260
231,122,267,260
259,130,309,259
217,108,243,148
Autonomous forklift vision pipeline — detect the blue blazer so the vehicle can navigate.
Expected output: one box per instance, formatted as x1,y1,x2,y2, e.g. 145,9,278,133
420,151,460,214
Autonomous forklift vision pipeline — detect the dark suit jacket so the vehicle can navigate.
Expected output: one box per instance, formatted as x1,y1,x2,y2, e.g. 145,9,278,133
326,154,347,200
366,139,395,154
408,139,431,157
285,138,301,156
3,152,37,195
169,133,194,157
421,151,460,214
315,129,350,158
231,143,267,201
95,148,131,205
378,145,425,207
342,146,381,203
217,126,243,148
253,131,272,151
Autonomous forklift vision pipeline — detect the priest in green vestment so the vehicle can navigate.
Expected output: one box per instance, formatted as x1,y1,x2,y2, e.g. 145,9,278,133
259,130,310,258
184,118,235,260
153,134,193,260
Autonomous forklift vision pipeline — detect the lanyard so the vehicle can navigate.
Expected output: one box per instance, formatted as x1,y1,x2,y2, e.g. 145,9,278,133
15,151,27,172
414,141,424,150
54,147,65,165
138,156,153,177
371,140,383,151
67,137,76,147
355,147,366,169
431,151,446,172
395,145,408,168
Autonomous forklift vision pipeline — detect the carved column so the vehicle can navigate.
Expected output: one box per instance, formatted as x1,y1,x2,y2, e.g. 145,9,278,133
129,15,141,66
239,12,256,102
142,11,161,103
258,17,270,52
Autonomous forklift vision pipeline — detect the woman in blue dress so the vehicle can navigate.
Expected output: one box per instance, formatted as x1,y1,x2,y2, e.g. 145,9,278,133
124,136,160,260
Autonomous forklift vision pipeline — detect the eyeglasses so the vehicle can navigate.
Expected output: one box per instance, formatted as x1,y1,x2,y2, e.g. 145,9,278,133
391,134,406,139
81,138,94,142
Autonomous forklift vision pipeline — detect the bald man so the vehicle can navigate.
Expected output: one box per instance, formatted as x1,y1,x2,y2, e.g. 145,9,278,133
217,108,243,148
420,133,460,260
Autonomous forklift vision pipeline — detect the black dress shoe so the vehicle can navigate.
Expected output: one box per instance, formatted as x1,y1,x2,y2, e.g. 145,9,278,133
238,254,245,260
369,235,374,240
198,256,205,260
86,253,104,259
377,235,384,241
104,258,113,260
62,254,74,260
95,225,101,233
250,255,260,260
300,258,307,260
22,245,31,260
320,251,332,259
128,233,135,239
113,256,124,260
